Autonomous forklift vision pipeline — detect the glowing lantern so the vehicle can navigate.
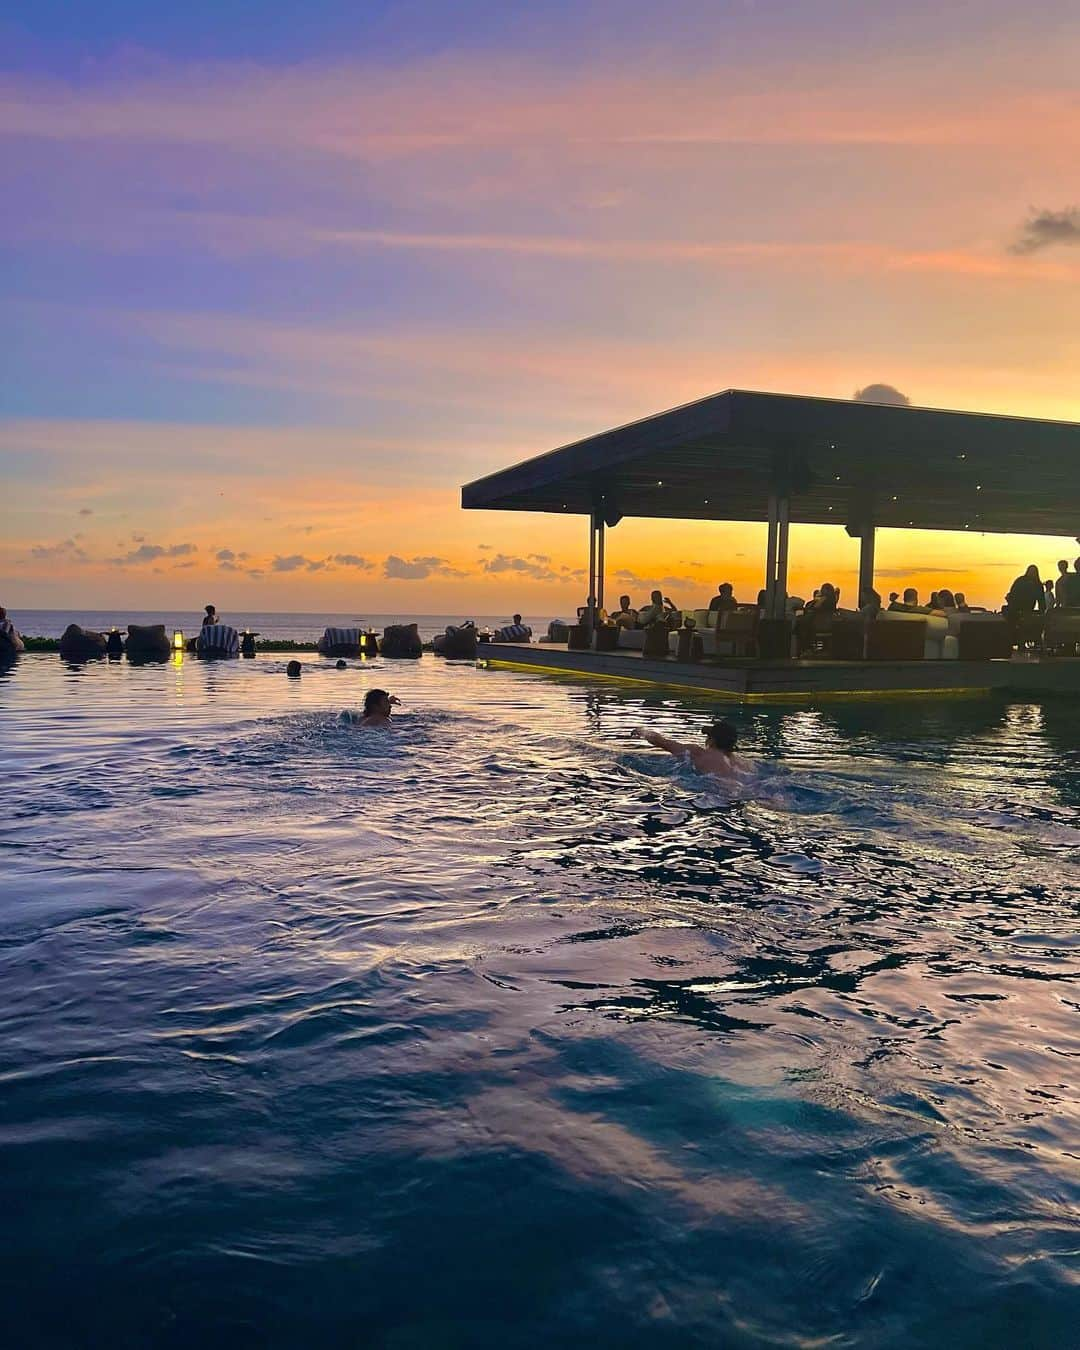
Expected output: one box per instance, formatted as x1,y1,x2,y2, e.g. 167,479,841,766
173,629,185,651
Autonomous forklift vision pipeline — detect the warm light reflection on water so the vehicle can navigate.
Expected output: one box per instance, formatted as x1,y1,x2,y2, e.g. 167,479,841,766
1,654,1078,1347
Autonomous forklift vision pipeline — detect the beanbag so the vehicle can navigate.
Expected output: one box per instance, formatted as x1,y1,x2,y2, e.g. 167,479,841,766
381,623,422,659
126,623,170,663
433,624,478,659
59,624,108,662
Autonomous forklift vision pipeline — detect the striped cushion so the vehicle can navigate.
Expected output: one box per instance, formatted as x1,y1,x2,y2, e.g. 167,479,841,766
198,623,240,655
499,623,531,641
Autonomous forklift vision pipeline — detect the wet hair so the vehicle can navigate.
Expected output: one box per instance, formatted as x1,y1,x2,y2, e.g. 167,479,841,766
704,720,737,752
286,660,301,677
363,688,390,715
335,659,347,669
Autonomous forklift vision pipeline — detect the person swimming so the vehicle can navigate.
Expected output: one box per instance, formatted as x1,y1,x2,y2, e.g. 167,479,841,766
358,688,401,727
635,718,744,779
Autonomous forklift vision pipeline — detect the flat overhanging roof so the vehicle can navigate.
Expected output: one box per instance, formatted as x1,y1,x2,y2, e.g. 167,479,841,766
461,389,1080,536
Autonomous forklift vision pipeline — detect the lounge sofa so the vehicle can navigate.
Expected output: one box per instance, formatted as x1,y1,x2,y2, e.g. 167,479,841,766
876,610,956,659
1044,609,1080,655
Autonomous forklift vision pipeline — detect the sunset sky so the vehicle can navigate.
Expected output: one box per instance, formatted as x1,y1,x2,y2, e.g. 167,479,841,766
4,0,1080,614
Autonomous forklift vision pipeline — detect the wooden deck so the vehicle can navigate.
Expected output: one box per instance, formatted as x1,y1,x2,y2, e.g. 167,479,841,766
478,642,1080,701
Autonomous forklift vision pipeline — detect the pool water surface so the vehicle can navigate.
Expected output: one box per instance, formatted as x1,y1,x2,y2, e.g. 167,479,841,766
1,654,1078,1347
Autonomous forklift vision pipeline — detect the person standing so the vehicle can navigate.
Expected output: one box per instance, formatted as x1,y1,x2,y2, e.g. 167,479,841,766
1062,559,1080,608
1054,559,1071,606
202,604,219,628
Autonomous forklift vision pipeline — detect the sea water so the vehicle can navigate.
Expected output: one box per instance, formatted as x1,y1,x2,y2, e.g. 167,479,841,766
13,610,554,644
1,653,1078,1347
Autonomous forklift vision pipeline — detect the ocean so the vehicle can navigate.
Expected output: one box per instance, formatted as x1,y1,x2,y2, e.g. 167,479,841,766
12,609,556,644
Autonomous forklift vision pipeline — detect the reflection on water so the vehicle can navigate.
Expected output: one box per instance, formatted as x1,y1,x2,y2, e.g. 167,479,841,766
1,654,1078,1347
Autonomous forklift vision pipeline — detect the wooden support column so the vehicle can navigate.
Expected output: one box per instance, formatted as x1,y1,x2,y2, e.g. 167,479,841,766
586,514,597,633
775,495,790,618
764,493,779,616
858,524,876,602
596,512,606,614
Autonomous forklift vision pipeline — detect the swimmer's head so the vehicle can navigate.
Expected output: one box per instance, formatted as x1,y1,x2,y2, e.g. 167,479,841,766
363,688,400,717
286,660,302,678
704,720,737,752
335,658,347,669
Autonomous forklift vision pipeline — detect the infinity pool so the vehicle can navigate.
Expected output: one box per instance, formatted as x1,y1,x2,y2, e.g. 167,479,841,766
2,654,1078,1347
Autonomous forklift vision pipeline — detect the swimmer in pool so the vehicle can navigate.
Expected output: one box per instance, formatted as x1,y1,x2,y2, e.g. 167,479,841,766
359,688,401,727
635,718,744,779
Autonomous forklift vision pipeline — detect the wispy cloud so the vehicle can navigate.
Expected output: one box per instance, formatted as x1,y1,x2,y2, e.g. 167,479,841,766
384,554,466,580
271,553,321,573
107,541,197,566
479,552,558,581
328,553,372,569
1010,207,1080,255
31,538,89,563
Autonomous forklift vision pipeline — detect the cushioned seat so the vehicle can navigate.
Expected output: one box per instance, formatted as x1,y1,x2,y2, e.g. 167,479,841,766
877,610,951,659
1044,609,1080,655
948,613,1013,659
616,629,646,650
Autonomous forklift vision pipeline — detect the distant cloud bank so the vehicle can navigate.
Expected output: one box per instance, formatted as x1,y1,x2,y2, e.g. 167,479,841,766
1010,207,1080,255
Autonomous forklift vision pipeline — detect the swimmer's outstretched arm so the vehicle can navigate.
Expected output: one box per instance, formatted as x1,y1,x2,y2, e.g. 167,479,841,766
635,727,691,757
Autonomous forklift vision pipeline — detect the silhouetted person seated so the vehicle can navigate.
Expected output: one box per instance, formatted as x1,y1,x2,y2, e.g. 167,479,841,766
1007,565,1047,649
500,614,532,641
1007,565,1047,615
954,592,970,613
638,590,679,628
202,604,219,628
611,595,638,628
888,587,928,614
796,582,839,651
708,582,738,614
805,582,838,614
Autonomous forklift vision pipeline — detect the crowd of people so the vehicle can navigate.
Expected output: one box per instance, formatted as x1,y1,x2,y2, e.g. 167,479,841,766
565,555,1080,634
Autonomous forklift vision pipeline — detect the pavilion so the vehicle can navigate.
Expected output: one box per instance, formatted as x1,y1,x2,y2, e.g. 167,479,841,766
461,390,1080,697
